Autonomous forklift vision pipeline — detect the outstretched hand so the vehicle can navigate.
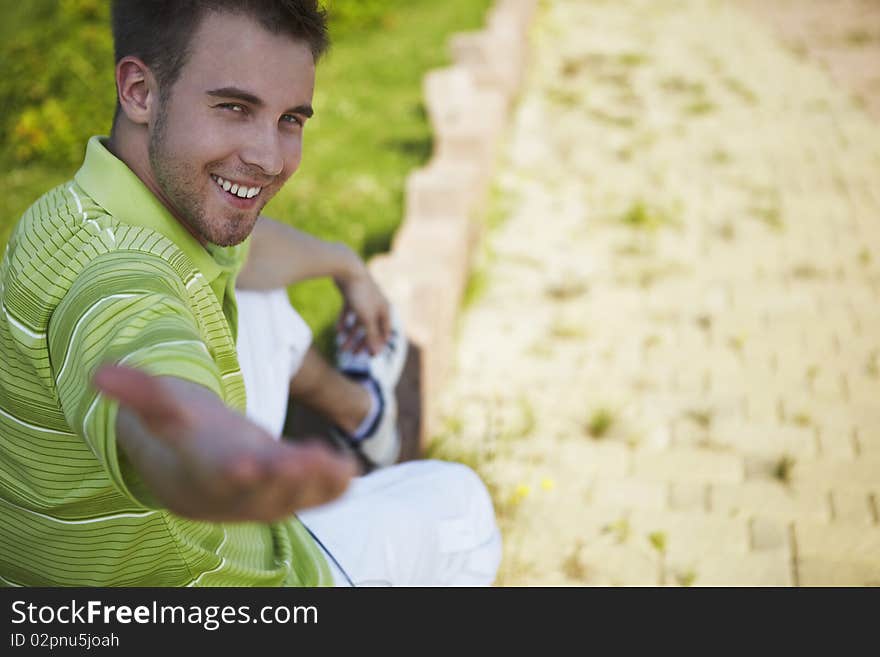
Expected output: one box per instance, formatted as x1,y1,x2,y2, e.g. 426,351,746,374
93,365,357,523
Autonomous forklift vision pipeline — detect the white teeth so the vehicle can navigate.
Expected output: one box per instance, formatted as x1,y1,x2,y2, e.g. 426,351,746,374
213,175,260,199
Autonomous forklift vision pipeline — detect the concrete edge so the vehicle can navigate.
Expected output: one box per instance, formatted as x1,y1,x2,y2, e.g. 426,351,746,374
368,0,540,454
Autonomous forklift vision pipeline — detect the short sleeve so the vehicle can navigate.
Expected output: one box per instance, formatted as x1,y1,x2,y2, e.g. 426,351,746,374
48,251,224,508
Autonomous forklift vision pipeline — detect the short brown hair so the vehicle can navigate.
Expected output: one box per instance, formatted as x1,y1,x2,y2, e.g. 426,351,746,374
112,0,329,97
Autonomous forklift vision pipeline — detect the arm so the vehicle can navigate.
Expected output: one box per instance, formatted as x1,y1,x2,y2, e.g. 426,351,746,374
238,216,392,354
237,216,361,290
49,253,353,522
96,365,356,523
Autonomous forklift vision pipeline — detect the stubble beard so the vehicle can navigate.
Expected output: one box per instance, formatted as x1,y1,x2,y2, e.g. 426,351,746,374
148,104,259,247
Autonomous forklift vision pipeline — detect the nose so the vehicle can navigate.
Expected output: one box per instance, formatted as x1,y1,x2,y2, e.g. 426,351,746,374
239,123,287,178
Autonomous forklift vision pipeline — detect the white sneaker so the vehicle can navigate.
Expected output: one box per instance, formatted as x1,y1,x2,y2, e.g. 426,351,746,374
333,307,407,469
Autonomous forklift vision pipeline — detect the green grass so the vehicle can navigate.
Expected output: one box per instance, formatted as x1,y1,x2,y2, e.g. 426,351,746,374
547,87,583,108
675,569,697,587
728,334,746,353
544,279,588,301
684,409,713,430
845,29,874,47
709,149,731,165
585,407,615,439
526,341,554,359
867,350,879,379
0,0,493,351
561,541,589,581
462,267,490,309
723,77,758,105
647,531,667,554
617,52,649,67
752,203,785,231
549,319,588,340
791,263,824,280
619,200,679,231
512,396,536,440
715,221,736,241
773,454,796,485
588,107,636,128
601,517,630,544
660,76,706,96
791,412,813,428
685,99,717,116
462,239,495,310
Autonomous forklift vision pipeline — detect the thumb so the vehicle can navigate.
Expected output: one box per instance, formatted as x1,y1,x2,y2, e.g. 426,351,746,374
93,364,187,434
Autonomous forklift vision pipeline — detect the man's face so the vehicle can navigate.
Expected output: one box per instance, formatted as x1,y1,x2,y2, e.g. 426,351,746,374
148,11,316,246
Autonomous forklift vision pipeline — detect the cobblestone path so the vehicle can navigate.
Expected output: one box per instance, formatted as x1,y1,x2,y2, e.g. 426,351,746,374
436,0,880,585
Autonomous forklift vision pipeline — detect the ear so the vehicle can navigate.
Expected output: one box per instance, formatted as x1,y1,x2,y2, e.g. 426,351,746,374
115,56,159,126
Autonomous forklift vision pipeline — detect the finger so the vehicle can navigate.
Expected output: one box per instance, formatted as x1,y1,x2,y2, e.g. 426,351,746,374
365,318,382,356
200,441,355,522
342,326,367,354
379,306,392,345
340,330,359,352
336,311,360,345
93,364,186,433
347,338,364,355
266,442,356,512
336,331,352,351
354,331,369,355
335,307,352,333
362,308,390,356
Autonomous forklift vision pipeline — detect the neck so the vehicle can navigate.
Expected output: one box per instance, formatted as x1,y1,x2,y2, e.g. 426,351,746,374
106,121,207,246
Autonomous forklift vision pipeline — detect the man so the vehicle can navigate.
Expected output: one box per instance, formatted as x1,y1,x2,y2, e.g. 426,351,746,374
0,0,501,586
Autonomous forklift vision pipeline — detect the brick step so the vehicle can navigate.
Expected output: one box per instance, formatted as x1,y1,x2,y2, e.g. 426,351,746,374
794,520,880,585
487,438,878,517
583,469,877,527
509,491,879,585
508,502,775,586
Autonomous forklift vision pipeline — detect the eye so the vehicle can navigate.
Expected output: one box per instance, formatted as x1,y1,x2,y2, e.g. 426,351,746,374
281,114,304,127
218,103,246,114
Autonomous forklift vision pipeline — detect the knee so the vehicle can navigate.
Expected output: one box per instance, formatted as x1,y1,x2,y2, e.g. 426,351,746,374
424,460,498,530
425,461,502,585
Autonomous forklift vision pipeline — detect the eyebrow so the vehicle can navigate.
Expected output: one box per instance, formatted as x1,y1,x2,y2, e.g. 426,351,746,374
206,87,314,118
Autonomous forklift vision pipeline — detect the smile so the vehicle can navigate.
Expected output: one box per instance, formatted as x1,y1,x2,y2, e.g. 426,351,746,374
211,175,262,199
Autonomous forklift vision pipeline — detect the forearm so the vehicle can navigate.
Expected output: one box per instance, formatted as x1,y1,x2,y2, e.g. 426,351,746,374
236,216,363,290
235,216,392,355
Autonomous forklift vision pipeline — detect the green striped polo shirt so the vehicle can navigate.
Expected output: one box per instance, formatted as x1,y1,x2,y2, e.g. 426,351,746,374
0,136,331,586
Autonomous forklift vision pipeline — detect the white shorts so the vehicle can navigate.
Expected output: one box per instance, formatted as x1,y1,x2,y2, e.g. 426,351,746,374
235,289,313,437
235,288,502,586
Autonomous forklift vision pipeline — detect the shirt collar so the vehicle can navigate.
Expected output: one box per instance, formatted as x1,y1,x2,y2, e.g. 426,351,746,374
74,136,248,285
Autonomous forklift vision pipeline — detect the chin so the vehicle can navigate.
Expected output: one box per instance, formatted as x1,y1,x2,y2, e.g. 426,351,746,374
204,220,258,247
205,231,250,247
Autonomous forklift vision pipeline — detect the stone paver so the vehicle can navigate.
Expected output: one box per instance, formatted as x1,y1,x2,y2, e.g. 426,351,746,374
436,0,880,585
